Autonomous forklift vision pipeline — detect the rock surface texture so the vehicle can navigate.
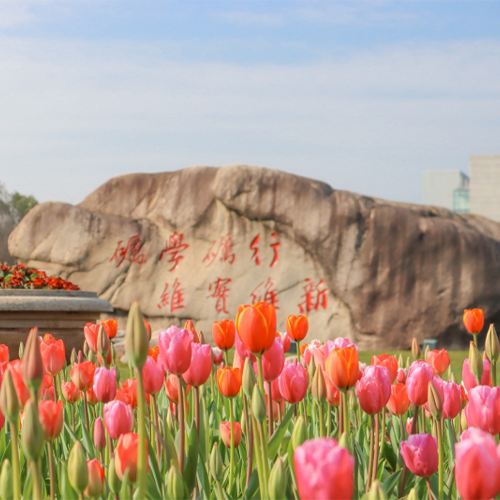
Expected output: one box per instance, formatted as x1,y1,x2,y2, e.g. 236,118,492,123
8,165,500,349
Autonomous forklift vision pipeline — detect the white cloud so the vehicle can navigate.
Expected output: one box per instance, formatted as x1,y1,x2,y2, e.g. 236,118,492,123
0,37,499,205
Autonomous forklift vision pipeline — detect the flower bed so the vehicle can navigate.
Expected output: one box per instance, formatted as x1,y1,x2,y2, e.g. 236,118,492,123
0,263,79,290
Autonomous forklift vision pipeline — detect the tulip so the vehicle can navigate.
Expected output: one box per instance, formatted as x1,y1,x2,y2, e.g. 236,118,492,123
217,367,241,398
325,346,359,390
356,365,391,415
236,302,277,354
286,314,309,342
93,367,116,403
61,381,80,403
8,360,30,407
83,323,100,352
212,347,224,365
70,361,96,391
38,400,63,440
466,385,500,435
183,343,212,387
115,378,149,409
278,360,309,404
68,441,88,494
85,459,105,498
143,318,152,340
212,320,236,350
426,349,450,376
406,417,413,435
40,338,65,376
400,433,438,477
268,457,286,500
462,358,491,391
455,427,500,500
101,318,118,339
325,372,341,406
103,400,133,439
258,337,285,382
0,460,12,500
463,308,484,334
233,350,245,373
278,332,291,353
22,327,44,393
441,380,461,419
0,368,20,422
0,344,8,364
294,438,354,500
158,326,193,375
142,356,164,395
94,417,106,449
148,345,160,362
397,368,407,384
219,421,242,448
406,361,434,406
371,354,398,383
115,432,149,483
387,383,410,416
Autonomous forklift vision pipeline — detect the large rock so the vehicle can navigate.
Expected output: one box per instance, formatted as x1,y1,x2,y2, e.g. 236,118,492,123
8,165,500,349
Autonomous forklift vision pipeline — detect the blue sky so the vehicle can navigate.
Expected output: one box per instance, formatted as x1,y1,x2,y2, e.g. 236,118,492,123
1,1,499,205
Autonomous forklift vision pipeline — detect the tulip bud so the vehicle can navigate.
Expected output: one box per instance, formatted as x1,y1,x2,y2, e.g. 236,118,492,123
291,415,307,450
70,348,77,365
22,327,44,393
311,366,326,401
339,432,353,455
97,326,110,362
486,324,500,364
88,350,96,364
167,465,186,500
167,409,176,434
125,302,149,369
18,341,24,360
428,381,443,420
198,330,205,344
450,372,457,384
368,480,388,500
268,457,286,500
93,417,106,450
469,342,483,383
252,385,267,423
68,441,88,494
209,443,223,482
424,345,430,361
407,488,418,500
21,400,44,461
242,359,257,399
107,457,121,494
85,459,105,499
0,369,20,422
0,459,12,500
78,350,84,363
308,356,316,382
83,341,90,357
398,353,404,369
349,391,359,412
460,410,468,431
411,338,421,359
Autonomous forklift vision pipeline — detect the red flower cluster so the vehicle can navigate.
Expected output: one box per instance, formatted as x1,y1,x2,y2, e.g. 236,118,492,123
0,263,79,290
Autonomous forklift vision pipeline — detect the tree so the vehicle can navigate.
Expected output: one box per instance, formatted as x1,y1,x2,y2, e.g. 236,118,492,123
0,181,38,223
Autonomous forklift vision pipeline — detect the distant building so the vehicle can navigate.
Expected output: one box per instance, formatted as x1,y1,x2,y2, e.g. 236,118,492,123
423,170,470,213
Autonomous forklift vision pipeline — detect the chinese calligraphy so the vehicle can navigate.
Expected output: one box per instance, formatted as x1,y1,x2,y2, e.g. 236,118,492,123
203,234,236,266
159,232,189,272
249,232,280,267
207,278,232,314
298,279,329,314
157,278,185,313
250,278,279,309
110,235,146,267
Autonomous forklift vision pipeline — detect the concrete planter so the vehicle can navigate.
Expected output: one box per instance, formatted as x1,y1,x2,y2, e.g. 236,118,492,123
0,290,113,360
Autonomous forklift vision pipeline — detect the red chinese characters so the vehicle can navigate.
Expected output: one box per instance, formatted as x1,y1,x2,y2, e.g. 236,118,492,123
251,278,279,309
250,234,261,266
250,232,281,267
158,278,185,313
207,278,232,314
203,235,236,266
110,235,146,267
159,232,189,271
270,232,280,267
298,279,329,313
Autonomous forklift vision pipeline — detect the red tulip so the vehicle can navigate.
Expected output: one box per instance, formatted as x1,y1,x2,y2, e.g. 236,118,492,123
455,428,500,500
115,378,149,409
41,386,55,401
183,343,212,387
217,367,241,398
219,421,242,448
277,332,291,353
83,323,100,352
40,338,65,376
85,459,105,498
70,361,96,391
356,365,391,415
278,360,308,404
93,367,116,403
325,346,359,390
164,374,191,404
103,400,133,439
400,433,438,477
86,386,99,405
387,382,410,417
115,432,149,483
212,320,236,351
258,337,285,382
406,361,434,406
236,302,277,354
142,356,165,395
0,344,9,364
463,308,484,334
286,314,309,342
324,371,340,406
7,360,30,407
426,349,450,376
462,358,491,391
144,319,152,340
158,326,193,375
61,381,80,403
441,379,461,419
38,400,63,440
270,377,284,402
371,354,398,383
294,438,354,500
94,417,106,449
397,368,407,384
467,385,500,435
101,319,118,339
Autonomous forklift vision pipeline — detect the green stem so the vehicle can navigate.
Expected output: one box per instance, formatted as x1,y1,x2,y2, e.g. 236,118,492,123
228,398,235,495
366,415,375,492
473,333,478,348
492,360,497,387
31,459,43,500
252,415,265,498
244,396,254,489
267,381,273,437
10,420,20,500
296,340,301,364
136,369,147,499
177,374,185,475
437,417,444,500
318,402,325,437
151,394,162,467
83,393,90,430
256,355,265,396
326,404,332,437
48,442,56,500
256,418,269,499
372,412,380,485
342,389,349,434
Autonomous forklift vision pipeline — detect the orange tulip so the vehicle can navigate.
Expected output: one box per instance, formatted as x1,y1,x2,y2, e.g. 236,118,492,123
217,367,242,398
70,361,96,391
372,354,398,383
325,346,359,390
426,349,450,376
463,308,484,334
61,381,80,403
387,383,410,416
85,459,105,498
0,344,9,364
148,345,160,362
300,343,309,356
164,374,191,404
40,338,65,376
115,432,149,483
184,319,200,343
143,319,152,340
38,399,64,440
236,302,276,354
219,421,242,448
286,315,309,342
83,323,100,352
212,320,236,351
101,319,118,339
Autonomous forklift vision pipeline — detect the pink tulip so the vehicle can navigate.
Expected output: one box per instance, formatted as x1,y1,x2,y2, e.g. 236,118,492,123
269,377,283,402
303,339,321,366
219,421,242,448
103,400,133,439
467,385,500,435
232,350,245,373
183,343,212,387
462,358,491,392
397,368,407,384
93,367,116,403
258,337,284,382
294,438,354,500
455,427,500,500
406,361,434,406
278,360,308,404
333,337,358,352
142,356,164,395
212,347,223,365
235,334,256,363
94,417,106,449
406,417,413,435
400,433,438,477
279,332,291,353
355,365,391,415
158,326,193,375
442,380,461,419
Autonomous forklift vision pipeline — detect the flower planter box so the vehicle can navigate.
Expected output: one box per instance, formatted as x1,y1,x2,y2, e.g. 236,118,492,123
0,289,113,360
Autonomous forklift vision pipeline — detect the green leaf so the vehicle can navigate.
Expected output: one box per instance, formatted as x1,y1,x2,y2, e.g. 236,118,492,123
382,469,402,498
146,440,162,498
184,424,199,495
268,404,295,460
60,460,78,500
244,469,260,500
381,438,397,471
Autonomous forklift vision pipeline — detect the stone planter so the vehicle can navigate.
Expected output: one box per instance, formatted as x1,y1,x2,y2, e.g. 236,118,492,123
0,290,113,360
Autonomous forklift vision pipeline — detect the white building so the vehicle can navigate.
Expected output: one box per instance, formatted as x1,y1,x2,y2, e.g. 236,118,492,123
423,170,470,213
470,155,500,222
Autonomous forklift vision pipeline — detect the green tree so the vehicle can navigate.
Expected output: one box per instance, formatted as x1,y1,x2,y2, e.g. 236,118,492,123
10,192,38,223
